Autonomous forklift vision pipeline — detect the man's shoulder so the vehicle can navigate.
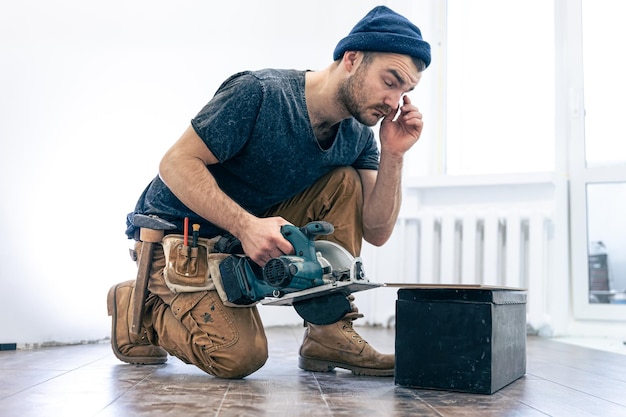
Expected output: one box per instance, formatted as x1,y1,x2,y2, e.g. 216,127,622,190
249,68,303,80
216,69,304,94
222,68,302,83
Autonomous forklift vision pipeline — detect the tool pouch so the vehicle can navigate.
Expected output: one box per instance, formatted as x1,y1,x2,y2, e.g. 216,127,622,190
162,234,217,293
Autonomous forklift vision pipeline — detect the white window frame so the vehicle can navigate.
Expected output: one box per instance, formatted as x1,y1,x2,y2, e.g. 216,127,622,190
562,0,626,321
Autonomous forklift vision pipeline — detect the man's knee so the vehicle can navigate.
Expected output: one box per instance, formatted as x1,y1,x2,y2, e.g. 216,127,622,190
325,167,364,208
205,336,269,379
153,290,268,379
317,167,364,255
329,166,362,190
190,298,269,379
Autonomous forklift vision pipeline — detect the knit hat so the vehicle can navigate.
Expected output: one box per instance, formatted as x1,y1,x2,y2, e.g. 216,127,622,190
333,6,431,68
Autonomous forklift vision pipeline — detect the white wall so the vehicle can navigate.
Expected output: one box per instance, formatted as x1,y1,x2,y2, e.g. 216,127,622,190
0,0,438,345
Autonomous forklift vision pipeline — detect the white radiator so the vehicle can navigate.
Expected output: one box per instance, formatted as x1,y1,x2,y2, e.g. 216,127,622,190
359,209,552,331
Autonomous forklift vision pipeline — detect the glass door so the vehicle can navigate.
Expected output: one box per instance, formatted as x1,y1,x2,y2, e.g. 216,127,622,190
571,0,626,319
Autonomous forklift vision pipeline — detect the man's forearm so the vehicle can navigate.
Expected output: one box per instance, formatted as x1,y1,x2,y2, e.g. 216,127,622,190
362,153,403,246
159,155,254,238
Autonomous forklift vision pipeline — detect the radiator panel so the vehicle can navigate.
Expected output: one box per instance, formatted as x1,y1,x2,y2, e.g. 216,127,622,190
361,210,551,330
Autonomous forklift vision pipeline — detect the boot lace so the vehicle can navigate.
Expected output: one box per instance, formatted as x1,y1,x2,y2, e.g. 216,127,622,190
341,319,365,344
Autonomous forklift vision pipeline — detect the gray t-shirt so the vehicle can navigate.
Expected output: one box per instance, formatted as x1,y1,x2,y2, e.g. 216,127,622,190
127,69,379,238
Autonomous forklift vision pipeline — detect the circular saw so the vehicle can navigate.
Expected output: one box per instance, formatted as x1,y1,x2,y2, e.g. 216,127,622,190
218,221,380,325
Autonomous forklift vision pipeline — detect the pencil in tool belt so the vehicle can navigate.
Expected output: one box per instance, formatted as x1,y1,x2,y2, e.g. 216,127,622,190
183,217,189,246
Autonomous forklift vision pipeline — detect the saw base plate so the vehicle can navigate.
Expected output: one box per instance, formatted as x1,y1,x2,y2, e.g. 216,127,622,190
260,281,381,307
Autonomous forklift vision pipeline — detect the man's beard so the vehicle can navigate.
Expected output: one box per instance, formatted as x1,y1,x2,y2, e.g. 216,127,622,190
337,66,392,126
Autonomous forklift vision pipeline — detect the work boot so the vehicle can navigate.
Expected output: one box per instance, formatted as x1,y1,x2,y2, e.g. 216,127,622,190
298,310,395,376
107,280,168,365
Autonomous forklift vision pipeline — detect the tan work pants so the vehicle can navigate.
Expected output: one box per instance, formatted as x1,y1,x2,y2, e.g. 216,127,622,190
144,167,364,378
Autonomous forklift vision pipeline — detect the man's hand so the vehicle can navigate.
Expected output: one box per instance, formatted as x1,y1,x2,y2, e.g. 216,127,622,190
236,216,295,267
379,95,423,157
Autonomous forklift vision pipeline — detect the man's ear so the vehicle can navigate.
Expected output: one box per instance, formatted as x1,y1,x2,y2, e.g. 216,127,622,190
342,51,361,73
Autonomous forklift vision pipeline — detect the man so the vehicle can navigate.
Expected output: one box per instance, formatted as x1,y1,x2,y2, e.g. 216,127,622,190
107,5,430,379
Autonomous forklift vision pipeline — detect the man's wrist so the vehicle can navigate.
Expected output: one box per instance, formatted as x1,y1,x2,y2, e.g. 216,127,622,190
230,211,255,240
380,149,405,166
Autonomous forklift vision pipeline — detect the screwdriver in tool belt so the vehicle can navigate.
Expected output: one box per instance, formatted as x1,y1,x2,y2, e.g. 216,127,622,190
192,224,200,247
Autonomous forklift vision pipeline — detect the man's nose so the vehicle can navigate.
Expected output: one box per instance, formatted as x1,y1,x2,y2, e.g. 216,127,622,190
384,92,403,109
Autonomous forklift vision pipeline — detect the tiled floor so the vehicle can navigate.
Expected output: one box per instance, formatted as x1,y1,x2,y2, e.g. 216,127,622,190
1,325,626,416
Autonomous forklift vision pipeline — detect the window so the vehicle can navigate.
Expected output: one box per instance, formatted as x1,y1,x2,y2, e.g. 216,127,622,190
571,0,626,319
582,0,626,167
446,0,555,175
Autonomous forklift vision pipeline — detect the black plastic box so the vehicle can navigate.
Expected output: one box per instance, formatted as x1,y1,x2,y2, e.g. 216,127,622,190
394,285,527,394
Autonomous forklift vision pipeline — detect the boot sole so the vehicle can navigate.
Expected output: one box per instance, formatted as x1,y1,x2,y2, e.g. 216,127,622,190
298,356,394,377
107,284,167,365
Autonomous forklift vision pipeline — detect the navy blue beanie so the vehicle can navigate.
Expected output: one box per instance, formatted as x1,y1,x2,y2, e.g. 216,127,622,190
333,6,431,68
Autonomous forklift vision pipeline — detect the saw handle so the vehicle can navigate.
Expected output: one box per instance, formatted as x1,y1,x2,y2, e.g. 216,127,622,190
299,221,334,239
280,221,334,261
